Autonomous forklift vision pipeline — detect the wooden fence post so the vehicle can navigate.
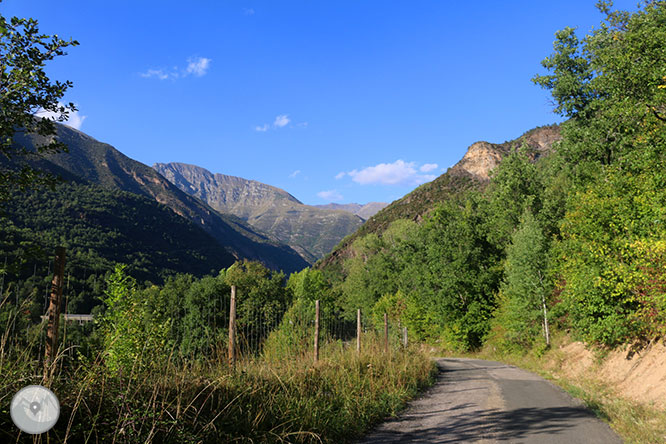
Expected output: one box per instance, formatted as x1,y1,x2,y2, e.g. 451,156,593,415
356,308,361,354
384,312,389,354
228,285,236,367
314,300,320,364
44,247,66,377
403,326,408,348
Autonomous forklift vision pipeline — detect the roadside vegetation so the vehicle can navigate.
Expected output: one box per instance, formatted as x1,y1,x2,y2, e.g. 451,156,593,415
0,265,436,443
2,1,666,442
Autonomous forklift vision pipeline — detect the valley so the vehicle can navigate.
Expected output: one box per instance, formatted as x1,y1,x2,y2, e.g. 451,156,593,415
1,1,665,443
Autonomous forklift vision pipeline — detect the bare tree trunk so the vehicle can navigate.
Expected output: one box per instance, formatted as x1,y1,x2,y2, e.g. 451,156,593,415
44,247,66,378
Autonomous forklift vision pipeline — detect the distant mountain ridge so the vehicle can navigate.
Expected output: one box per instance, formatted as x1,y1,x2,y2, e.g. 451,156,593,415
153,162,365,263
319,124,561,268
11,124,309,273
313,202,388,220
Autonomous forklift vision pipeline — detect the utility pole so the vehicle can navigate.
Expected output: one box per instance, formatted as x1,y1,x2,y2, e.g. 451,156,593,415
356,309,361,354
384,313,389,354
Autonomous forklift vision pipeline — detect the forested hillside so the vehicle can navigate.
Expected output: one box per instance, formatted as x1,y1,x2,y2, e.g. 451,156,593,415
318,124,561,270
8,124,309,273
319,2,666,351
0,182,238,312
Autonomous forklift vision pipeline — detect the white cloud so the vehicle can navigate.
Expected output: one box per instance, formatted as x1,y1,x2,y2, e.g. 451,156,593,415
420,163,439,172
344,160,436,186
140,69,169,80
334,172,346,180
317,190,343,201
67,111,87,130
289,170,301,178
244,8,255,15
141,56,211,80
273,114,290,128
255,114,298,132
35,103,87,130
186,57,211,77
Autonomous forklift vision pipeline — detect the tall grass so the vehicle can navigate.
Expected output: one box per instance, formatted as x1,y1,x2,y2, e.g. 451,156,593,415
1,301,435,443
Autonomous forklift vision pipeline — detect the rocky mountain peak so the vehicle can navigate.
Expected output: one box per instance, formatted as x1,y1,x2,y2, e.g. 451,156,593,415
451,125,561,180
453,141,504,180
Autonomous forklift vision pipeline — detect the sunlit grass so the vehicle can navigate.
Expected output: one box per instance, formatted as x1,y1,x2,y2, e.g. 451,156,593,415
1,306,435,443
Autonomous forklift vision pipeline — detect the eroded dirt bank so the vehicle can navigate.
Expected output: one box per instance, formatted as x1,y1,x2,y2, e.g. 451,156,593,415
550,340,666,409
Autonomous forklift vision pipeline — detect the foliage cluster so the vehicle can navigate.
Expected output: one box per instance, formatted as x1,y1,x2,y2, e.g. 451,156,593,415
324,2,666,350
0,8,78,202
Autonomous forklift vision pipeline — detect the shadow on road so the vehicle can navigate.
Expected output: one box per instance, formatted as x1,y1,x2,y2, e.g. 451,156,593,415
363,405,601,443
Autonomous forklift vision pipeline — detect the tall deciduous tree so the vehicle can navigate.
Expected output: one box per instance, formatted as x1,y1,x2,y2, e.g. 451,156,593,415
500,207,551,348
0,7,78,202
533,1,666,172
535,1,666,346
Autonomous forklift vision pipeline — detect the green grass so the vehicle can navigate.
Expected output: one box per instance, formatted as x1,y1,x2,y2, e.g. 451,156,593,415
1,316,436,443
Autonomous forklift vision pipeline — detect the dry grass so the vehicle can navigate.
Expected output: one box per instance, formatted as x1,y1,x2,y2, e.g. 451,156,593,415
1,310,436,443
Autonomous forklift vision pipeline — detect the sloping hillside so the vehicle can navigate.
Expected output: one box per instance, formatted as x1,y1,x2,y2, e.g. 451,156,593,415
318,125,561,268
313,202,388,220
153,162,365,263
0,182,236,294
10,124,309,273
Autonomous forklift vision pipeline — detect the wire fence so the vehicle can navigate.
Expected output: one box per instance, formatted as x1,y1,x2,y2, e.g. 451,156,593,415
1,258,410,370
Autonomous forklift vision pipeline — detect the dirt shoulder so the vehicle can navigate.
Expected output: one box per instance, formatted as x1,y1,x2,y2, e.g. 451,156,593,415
553,340,666,409
477,336,666,443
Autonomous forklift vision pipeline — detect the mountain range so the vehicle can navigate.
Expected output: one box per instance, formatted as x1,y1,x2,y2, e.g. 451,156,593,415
8,124,309,274
153,162,384,263
3,120,560,284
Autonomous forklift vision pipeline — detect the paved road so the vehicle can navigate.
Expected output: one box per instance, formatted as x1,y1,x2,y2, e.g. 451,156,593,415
359,358,622,443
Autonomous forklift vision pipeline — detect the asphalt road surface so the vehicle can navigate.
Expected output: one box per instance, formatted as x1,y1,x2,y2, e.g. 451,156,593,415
359,358,623,443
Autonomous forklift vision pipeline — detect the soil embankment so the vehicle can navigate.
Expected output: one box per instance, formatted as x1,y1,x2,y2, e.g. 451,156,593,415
551,340,666,409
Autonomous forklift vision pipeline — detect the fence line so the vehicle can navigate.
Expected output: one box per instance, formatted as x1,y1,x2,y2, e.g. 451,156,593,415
1,254,411,370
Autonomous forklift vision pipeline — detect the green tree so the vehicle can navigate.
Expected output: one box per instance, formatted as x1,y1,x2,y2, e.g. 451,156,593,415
224,260,289,352
533,1,666,173
499,207,551,348
100,265,170,373
0,7,79,202
485,146,543,249
264,268,332,360
180,274,229,357
418,195,502,350
535,1,666,346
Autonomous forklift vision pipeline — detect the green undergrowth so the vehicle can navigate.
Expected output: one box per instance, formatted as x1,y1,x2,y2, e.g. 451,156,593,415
1,335,436,443
470,332,666,444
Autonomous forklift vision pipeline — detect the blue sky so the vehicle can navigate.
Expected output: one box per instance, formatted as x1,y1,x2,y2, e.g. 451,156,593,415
3,0,638,205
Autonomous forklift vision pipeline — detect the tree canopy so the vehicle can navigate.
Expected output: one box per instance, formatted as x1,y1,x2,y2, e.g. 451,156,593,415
0,8,78,202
